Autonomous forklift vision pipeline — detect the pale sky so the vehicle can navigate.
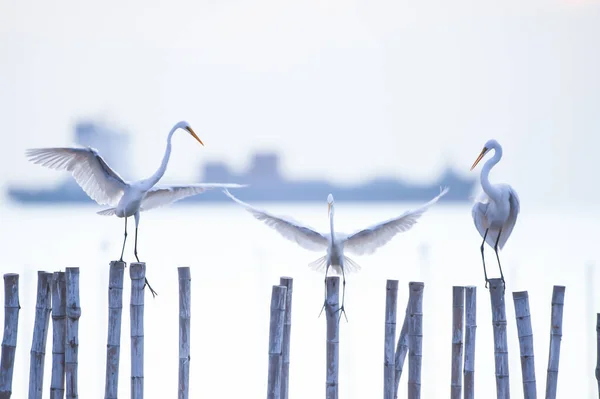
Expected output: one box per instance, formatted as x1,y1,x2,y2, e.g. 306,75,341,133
1,0,599,205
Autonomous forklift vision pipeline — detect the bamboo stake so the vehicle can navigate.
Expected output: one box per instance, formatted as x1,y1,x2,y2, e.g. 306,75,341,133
451,286,465,399
178,267,191,399
266,285,287,399
279,277,293,399
393,304,409,399
384,280,398,399
325,277,340,399
408,281,424,399
463,286,477,399
488,278,510,399
65,267,81,399
595,313,599,399
0,274,20,399
545,286,565,399
50,272,66,399
105,261,125,399
28,271,53,399
130,263,145,399
513,291,536,399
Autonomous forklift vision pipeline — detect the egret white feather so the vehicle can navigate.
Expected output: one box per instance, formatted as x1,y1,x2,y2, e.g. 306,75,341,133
224,187,448,318
470,139,520,287
27,121,246,297
26,147,126,206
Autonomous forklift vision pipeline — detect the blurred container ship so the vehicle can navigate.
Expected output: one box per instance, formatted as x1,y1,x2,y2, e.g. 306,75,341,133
8,121,477,204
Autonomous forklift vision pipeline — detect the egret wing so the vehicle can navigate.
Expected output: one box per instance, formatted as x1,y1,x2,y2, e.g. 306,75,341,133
26,147,126,206
223,189,328,251
343,187,449,256
498,185,520,249
141,183,247,211
471,185,519,249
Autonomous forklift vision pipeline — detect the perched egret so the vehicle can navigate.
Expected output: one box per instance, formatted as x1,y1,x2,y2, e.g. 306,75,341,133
470,139,520,288
223,187,449,320
26,121,246,296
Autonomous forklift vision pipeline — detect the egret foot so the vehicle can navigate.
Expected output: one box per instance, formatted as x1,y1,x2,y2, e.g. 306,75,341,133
144,278,158,298
318,300,327,318
336,305,348,323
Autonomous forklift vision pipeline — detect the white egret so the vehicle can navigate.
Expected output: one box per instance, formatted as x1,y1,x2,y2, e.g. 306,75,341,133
223,187,449,319
26,121,246,296
470,139,520,288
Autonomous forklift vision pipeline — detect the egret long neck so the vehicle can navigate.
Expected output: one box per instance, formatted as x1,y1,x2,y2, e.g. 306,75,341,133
480,144,503,202
141,126,177,190
329,207,335,241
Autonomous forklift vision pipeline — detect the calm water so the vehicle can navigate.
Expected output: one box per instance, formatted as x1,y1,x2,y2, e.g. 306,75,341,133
0,201,598,398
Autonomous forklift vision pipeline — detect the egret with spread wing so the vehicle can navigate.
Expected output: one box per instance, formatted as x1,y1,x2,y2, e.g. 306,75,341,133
27,121,245,296
223,187,448,320
470,139,520,289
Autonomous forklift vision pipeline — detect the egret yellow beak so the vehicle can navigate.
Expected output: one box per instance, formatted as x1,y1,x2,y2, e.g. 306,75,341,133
185,126,204,146
470,147,488,171
328,203,331,217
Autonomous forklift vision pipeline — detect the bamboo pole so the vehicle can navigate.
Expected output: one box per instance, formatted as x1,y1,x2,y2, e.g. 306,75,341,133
130,263,145,399
50,272,66,399
266,285,287,399
513,291,536,399
0,274,20,399
105,261,125,399
595,313,599,399
325,277,340,399
384,280,398,399
279,277,293,399
463,286,477,399
29,271,53,399
407,281,424,399
488,278,510,399
65,267,81,399
451,286,465,399
545,286,565,399
393,304,409,399
178,267,191,399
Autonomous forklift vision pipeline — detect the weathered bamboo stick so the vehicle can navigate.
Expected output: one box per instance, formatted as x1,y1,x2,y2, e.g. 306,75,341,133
0,274,20,399
105,261,125,399
29,271,53,399
488,278,510,399
384,280,398,399
279,277,293,399
266,285,287,399
513,291,536,399
178,267,191,399
451,286,465,399
130,262,145,399
65,267,81,399
463,286,477,399
408,281,424,399
326,277,340,399
545,285,565,399
50,272,66,399
393,303,409,399
595,313,599,398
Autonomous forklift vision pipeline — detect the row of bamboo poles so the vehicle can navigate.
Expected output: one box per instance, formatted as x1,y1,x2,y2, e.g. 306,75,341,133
0,262,191,399
0,264,598,398
264,277,591,399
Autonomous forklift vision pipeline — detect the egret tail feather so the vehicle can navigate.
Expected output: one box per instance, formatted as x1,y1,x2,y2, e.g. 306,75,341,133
97,208,116,216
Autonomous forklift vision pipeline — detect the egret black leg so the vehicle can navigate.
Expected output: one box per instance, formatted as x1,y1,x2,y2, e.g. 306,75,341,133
132,226,158,298
119,217,128,262
337,267,348,323
480,229,489,288
134,227,140,262
494,228,505,293
318,266,330,318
